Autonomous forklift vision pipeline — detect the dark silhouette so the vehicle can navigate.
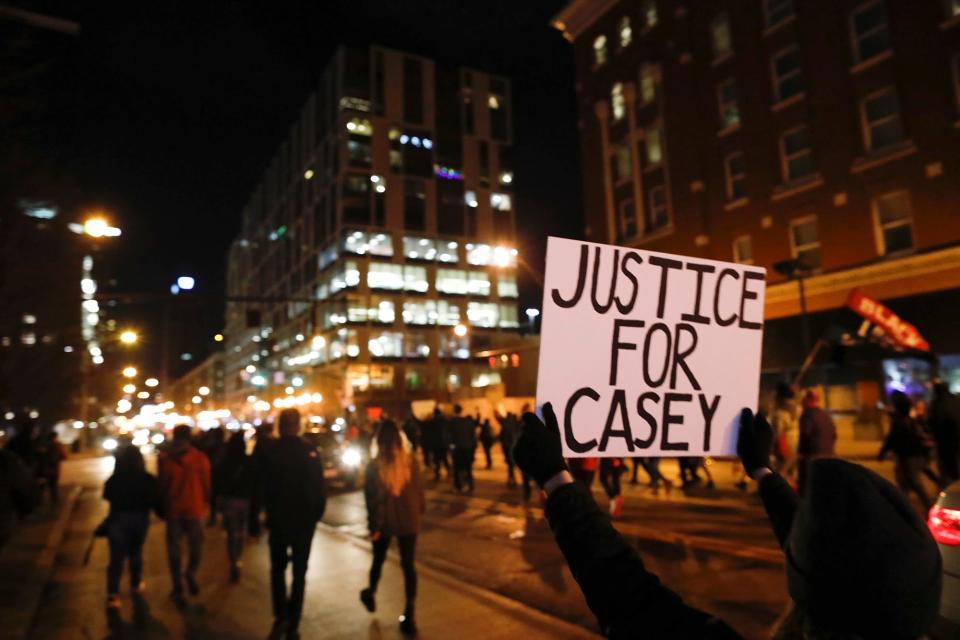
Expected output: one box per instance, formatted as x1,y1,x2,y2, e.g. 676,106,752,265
448,404,476,493
248,422,276,538
35,430,66,503
879,391,934,511
0,446,36,547
797,389,837,494
929,381,960,487
478,418,495,470
214,431,257,582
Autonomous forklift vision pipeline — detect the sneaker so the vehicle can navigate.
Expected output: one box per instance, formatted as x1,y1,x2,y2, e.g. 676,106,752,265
107,594,122,609
359,588,376,613
186,573,200,596
610,495,624,518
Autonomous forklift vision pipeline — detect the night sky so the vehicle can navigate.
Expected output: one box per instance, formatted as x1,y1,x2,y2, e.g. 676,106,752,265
9,0,583,376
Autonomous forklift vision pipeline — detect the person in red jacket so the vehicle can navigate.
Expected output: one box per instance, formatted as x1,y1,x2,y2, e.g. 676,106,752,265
159,424,211,604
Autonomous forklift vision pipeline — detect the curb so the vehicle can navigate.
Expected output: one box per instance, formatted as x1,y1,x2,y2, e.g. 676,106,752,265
318,521,603,638
4,485,82,639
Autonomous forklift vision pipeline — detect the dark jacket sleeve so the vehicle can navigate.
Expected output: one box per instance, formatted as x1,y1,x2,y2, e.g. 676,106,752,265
757,472,798,548
363,462,380,533
544,481,742,640
311,448,327,522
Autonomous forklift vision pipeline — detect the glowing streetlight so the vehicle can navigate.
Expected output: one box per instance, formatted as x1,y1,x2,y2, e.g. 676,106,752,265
198,386,210,396
453,323,468,337
191,395,202,404
214,333,224,342
136,391,149,399
176,276,195,291
311,335,326,350
82,216,121,238
122,383,136,394
144,378,159,388
119,330,138,345
122,366,138,378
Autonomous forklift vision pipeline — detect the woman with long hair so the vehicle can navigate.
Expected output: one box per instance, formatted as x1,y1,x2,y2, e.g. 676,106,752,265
103,445,161,608
359,420,425,635
214,431,257,582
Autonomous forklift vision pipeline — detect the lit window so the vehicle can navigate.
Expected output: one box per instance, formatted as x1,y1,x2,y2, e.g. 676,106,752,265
330,329,359,360
345,117,373,136
645,126,663,165
347,294,367,323
404,333,431,358
343,230,393,256
862,88,904,152
21,332,36,346
593,35,608,66
403,236,438,260
403,300,436,326
465,244,490,266
648,185,669,230
711,13,733,60
471,368,503,388
22,314,36,325
403,265,429,292
873,191,914,254
611,82,625,121
851,1,890,64
467,271,491,296
405,365,428,390
717,78,740,129
639,65,657,103
618,16,632,47
467,302,498,328
347,364,394,391
790,217,822,269
368,332,403,358
437,300,460,326
613,143,632,182
368,297,396,323
498,273,518,298
368,263,404,290
464,190,479,208
498,305,519,328
621,200,637,239
772,47,803,102
437,240,459,263
347,139,372,167
488,95,500,109
331,261,360,293
733,235,754,265
439,335,470,359
780,126,814,182
491,193,512,211
725,152,747,201
436,268,468,295
642,0,658,27
764,0,794,28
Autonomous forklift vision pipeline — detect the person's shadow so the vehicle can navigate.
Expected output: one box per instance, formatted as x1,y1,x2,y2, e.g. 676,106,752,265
103,596,171,639
518,509,567,594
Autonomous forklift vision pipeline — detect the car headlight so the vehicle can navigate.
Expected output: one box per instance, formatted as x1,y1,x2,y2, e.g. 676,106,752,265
102,437,118,451
341,447,362,468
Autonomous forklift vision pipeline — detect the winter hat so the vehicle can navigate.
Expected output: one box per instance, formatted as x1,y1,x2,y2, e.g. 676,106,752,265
785,459,942,638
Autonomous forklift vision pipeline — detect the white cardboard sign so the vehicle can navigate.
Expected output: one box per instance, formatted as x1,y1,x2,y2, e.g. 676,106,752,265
536,237,766,458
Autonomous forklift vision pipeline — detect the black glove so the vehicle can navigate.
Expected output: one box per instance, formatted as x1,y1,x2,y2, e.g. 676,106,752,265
514,402,569,487
736,408,774,477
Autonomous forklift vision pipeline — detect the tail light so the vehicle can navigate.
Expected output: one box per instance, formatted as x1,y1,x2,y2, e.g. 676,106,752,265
928,505,960,546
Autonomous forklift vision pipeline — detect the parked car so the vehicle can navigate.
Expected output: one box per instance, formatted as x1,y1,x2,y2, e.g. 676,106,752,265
929,480,960,623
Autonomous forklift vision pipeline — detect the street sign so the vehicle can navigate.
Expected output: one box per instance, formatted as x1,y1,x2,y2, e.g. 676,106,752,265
536,236,766,458
846,289,930,352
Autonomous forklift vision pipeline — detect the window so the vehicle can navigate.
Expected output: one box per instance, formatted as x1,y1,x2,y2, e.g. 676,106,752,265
717,78,740,129
331,329,359,359
467,271,491,296
613,143,632,182
347,294,367,322
347,139,371,167
489,88,509,141
403,57,424,124
790,217,822,269
369,332,403,358
405,365,428,390
471,368,503,388
404,179,426,231
772,47,803,102
642,0,658,28
403,300,436,326
593,35,608,66
618,16,632,47
611,82,626,121
403,236,438,260
733,235,754,265
347,364,394,391
648,185,669,229
862,88,904,152
780,126,814,182
464,190,479,208
873,191,914,254
345,117,373,136
497,273,518,298
639,65,657,104
711,13,733,60
368,263,404,290
437,300,460,325
403,265,429,292
850,1,890,64
490,193,512,211
330,260,360,293
436,240,458,263
342,230,393,256
465,243,491,265
478,141,490,185
467,302,499,328
439,335,470,359
499,305,519,328
463,93,475,135
645,126,663,165
621,199,637,239
764,0,794,28
404,333,431,359
725,152,747,201
368,297,396,323
436,268,468,295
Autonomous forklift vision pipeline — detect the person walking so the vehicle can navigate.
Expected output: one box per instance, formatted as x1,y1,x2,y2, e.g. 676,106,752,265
478,418,495,470
0,446,36,548
103,445,161,608
262,408,327,640
36,430,66,503
496,411,520,486
158,424,211,604
879,391,934,511
359,420,426,636
770,382,800,484
428,408,450,481
797,389,836,494
929,381,960,487
402,412,421,453
599,458,624,517
634,458,671,495
215,431,257,583
248,422,276,539
448,404,476,493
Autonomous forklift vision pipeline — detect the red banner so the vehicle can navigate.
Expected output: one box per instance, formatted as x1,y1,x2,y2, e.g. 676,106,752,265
846,289,930,351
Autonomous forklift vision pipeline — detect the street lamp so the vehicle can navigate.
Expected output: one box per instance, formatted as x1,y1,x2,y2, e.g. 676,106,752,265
122,383,136,395
122,366,138,378
525,308,540,332
453,323,468,337
119,330,138,345
198,386,210,396
144,378,159,388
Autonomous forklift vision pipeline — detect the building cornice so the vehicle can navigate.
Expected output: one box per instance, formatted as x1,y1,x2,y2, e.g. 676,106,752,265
552,0,619,42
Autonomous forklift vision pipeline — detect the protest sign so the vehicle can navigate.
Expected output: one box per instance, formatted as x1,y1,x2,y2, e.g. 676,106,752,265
536,237,766,458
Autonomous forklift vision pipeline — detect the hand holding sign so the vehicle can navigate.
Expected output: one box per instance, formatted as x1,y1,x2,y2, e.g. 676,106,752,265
536,237,766,458
513,403,568,486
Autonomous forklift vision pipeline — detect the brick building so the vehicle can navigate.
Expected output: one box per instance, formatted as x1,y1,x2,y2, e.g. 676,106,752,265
223,46,521,418
554,0,960,422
